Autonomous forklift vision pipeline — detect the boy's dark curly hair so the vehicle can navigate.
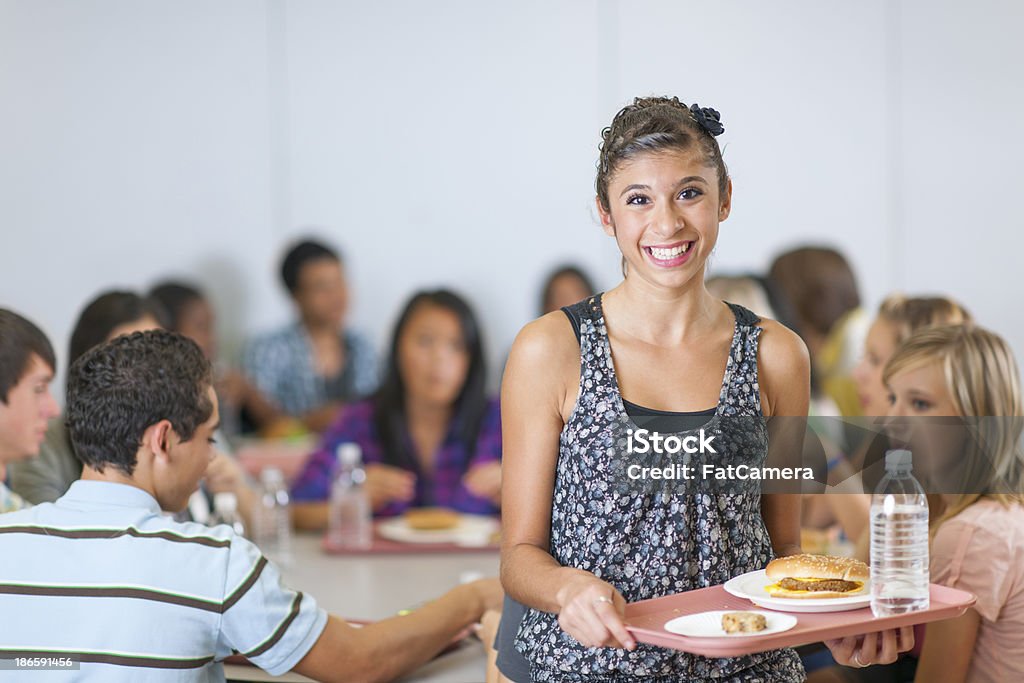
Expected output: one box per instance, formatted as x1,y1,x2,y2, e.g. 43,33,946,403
65,329,213,476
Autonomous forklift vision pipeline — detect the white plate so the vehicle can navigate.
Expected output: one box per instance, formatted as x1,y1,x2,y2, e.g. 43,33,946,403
664,610,797,638
723,569,871,613
376,514,499,546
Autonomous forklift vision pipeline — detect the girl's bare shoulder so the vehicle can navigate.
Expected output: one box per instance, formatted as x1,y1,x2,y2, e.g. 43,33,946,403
754,317,811,415
756,317,809,368
507,311,580,374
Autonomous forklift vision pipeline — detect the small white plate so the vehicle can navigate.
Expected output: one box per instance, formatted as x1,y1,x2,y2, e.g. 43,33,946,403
376,514,498,545
664,610,797,638
723,569,871,613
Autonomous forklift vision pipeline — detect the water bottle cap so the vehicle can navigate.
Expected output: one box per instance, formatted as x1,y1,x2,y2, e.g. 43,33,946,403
336,443,363,467
885,449,913,470
213,492,238,513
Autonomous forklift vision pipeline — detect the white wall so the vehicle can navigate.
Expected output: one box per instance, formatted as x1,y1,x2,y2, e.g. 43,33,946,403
896,0,1024,340
2,0,1022,387
0,0,282,373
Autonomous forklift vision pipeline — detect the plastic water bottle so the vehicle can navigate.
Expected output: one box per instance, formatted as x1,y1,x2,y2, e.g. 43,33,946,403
211,492,246,537
254,468,293,565
870,449,930,616
327,443,372,549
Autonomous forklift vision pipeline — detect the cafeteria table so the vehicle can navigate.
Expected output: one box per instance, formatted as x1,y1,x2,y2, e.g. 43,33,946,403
224,532,500,682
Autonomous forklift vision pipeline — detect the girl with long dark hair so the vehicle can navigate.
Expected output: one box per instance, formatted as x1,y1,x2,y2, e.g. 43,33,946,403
291,289,501,526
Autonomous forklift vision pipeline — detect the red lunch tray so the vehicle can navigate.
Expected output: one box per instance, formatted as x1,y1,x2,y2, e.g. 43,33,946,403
624,583,976,658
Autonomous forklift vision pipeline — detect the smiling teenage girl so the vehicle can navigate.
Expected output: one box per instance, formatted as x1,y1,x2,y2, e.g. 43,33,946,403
498,97,913,682
498,97,815,681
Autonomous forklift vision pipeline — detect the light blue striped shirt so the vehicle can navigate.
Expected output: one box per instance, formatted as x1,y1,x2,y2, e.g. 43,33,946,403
0,481,327,681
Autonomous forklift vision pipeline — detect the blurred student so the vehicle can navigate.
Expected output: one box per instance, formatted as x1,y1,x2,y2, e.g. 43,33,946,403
7,291,166,504
150,280,281,434
539,264,596,315
0,330,502,682
810,324,1024,683
0,309,60,512
770,246,868,417
243,239,379,433
851,295,973,420
291,289,501,529
705,274,776,319
8,291,251,520
805,295,973,545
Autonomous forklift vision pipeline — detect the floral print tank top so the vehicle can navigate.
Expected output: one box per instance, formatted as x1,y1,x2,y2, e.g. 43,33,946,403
514,294,805,682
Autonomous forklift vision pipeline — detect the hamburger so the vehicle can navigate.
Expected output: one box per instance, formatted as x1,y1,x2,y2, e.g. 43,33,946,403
764,554,869,599
404,507,460,531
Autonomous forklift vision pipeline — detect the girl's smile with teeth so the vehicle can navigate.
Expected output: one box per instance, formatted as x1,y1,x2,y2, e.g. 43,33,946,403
642,240,696,267
645,242,692,259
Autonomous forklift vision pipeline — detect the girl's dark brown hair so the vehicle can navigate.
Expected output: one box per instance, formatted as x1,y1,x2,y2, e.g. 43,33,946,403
596,96,729,211
768,246,860,339
372,289,487,470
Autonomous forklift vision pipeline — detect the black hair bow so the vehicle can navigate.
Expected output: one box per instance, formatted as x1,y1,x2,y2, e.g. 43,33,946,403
689,104,725,137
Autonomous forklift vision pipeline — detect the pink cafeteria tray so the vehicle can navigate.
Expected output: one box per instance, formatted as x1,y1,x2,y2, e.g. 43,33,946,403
624,583,975,658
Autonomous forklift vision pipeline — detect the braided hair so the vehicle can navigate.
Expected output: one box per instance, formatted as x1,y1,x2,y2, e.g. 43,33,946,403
596,96,728,211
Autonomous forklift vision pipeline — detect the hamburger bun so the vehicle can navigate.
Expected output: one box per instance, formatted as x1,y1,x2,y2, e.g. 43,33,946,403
764,554,868,599
404,507,460,531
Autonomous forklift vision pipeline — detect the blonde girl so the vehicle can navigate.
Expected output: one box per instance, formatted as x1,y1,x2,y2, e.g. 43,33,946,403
884,325,1024,683
808,295,973,545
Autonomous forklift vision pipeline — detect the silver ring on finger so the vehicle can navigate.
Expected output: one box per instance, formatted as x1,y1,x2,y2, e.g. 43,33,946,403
592,596,613,607
853,651,869,668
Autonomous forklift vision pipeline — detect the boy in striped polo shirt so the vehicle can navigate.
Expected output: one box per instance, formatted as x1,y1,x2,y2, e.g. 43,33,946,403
0,329,500,681
0,309,61,513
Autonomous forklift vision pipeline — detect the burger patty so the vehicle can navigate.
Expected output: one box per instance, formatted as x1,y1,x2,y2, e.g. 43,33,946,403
777,578,860,593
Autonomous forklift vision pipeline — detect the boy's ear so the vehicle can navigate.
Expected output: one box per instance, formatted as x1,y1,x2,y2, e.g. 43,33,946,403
144,420,174,463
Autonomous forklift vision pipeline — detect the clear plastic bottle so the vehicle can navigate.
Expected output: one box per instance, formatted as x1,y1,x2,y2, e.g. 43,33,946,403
870,449,930,616
327,443,372,549
254,467,293,565
211,492,246,537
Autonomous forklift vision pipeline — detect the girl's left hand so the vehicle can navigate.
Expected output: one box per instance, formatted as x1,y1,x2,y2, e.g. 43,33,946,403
463,462,502,504
824,626,914,668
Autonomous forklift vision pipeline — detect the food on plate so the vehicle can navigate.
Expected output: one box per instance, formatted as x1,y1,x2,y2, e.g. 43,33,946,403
721,611,768,633
403,507,460,530
764,554,869,599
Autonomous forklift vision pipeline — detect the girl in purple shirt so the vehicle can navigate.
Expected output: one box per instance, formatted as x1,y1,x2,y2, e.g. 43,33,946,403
291,289,501,523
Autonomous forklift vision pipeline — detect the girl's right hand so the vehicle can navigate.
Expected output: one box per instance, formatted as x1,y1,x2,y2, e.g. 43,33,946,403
824,626,914,668
364,463,416,510
555,571,637,651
